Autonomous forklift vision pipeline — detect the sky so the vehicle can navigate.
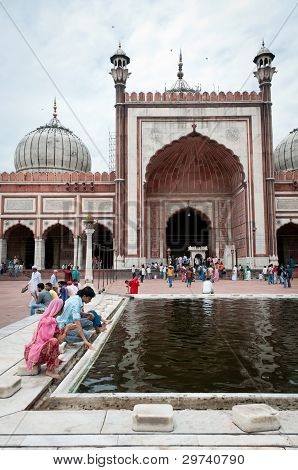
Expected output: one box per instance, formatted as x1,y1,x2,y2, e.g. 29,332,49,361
0,0,297,172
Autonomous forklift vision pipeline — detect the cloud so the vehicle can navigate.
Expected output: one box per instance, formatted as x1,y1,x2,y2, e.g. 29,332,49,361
0,0,297,172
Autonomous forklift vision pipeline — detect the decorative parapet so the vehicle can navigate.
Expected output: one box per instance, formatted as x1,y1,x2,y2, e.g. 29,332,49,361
0,171,116,183
125,90,261,103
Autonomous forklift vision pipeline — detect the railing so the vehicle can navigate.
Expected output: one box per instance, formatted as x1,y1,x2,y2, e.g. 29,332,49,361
95,268,129,292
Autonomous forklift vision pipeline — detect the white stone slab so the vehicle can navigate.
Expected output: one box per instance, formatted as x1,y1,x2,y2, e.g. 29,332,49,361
232,404,280,433
132,404,174,432
0,411,27,435
19,434,118,448
14,411,106,435
17,360,40,376
118,434,199,446
197,434,290,447
0,375,21,398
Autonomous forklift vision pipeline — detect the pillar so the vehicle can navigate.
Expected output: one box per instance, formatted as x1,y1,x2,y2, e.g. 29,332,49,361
84,228,94,284
78,237,83,269
110,45,130,263
73,237,78,268
0,239,7,263
34,239,45,270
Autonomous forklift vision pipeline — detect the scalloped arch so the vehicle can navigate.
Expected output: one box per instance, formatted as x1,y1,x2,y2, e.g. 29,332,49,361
145,131,245,195
42,222,74,239
4,222,34,238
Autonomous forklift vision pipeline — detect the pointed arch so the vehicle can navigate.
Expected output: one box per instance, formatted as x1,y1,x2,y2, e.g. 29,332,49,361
4,224,35,268
43,223,74,269
145,130,245,195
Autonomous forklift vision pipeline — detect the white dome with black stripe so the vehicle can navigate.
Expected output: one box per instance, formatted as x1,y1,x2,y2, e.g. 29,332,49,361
274,128,298,171
14,102,91,173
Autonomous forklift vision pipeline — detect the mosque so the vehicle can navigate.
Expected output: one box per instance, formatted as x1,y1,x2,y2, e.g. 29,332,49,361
0,43,297,271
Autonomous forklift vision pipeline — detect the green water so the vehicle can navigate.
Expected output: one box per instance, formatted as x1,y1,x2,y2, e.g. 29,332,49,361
78,298,298,394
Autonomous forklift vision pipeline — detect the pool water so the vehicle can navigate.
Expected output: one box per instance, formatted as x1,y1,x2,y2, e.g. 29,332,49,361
77,298,298,394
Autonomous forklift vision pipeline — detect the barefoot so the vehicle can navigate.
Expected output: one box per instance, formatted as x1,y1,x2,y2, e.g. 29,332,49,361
96,325,107,334
46,369,60,380
104,319,112,324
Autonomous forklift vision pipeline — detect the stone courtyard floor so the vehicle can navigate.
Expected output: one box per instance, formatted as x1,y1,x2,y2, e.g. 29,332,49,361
0,278,297,329
106,277,298,297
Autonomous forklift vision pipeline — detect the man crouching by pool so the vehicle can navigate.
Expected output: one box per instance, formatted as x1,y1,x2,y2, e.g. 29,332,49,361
56,286,96,348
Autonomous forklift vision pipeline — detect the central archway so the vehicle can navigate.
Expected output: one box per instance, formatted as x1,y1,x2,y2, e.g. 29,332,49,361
166,208,210,258
144,129,247,260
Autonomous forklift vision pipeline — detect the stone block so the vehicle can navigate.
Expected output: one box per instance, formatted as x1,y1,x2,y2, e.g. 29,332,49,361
132,404,174,432
232,404,280,433
0,376,22,398
17,360,40,376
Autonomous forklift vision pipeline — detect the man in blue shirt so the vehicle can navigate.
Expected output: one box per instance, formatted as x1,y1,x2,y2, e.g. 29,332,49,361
57,286,96,348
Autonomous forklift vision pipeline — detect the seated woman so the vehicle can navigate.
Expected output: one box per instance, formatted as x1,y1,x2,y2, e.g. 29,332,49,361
24,298,72,380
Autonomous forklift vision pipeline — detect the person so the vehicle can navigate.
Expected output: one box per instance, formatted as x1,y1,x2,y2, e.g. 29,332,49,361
127,276,140,294
45,282,58,300
202,276,214,294
186,267,193,287
58,280,69,303
63,265,72,282
140,265,146,283
199,265,205,281
167,264,174,288
214,266,219,282
238,264,244,280
232,265,238,281
286,265,293,288
30,283,52,316
71,266,80,282
24,298,69,379
66,280,77,297
56,286,96,346
262,266,267,282
50,270,58,292
159,264,164,279
131,265,136,278
25,266,42,307
267,264,274,285
81,308,112,334
124,280,130,294
146,265,151,280
244,266,251,281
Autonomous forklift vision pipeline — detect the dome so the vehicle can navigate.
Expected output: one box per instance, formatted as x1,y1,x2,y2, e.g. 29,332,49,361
253,42,275,64
274,128,298,171
14,104,91,173
110,42,130,66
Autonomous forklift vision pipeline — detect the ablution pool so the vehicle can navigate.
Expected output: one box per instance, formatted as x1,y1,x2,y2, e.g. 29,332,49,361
77,298,298,394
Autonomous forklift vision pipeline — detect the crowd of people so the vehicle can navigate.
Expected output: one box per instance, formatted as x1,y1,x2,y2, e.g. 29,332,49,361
124,255,296,293
23,265,112,379
125,256,226,294
0,256,24,276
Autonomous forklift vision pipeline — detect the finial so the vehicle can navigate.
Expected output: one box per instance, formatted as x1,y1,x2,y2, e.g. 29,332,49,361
192,123,197,133
119,41,121,48
53,98,57,118
262,39,265,47
177,49,184,80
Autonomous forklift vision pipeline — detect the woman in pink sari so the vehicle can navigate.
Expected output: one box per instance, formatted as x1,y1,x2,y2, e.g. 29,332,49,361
214,267,219,282
24,298,66,379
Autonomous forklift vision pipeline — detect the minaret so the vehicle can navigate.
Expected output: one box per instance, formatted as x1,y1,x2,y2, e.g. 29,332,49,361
110,43,130,264
253,42,277,259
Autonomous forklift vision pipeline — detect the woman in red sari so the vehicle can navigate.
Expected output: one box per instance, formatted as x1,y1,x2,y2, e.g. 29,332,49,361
127,276,140,294
24,298,68,379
